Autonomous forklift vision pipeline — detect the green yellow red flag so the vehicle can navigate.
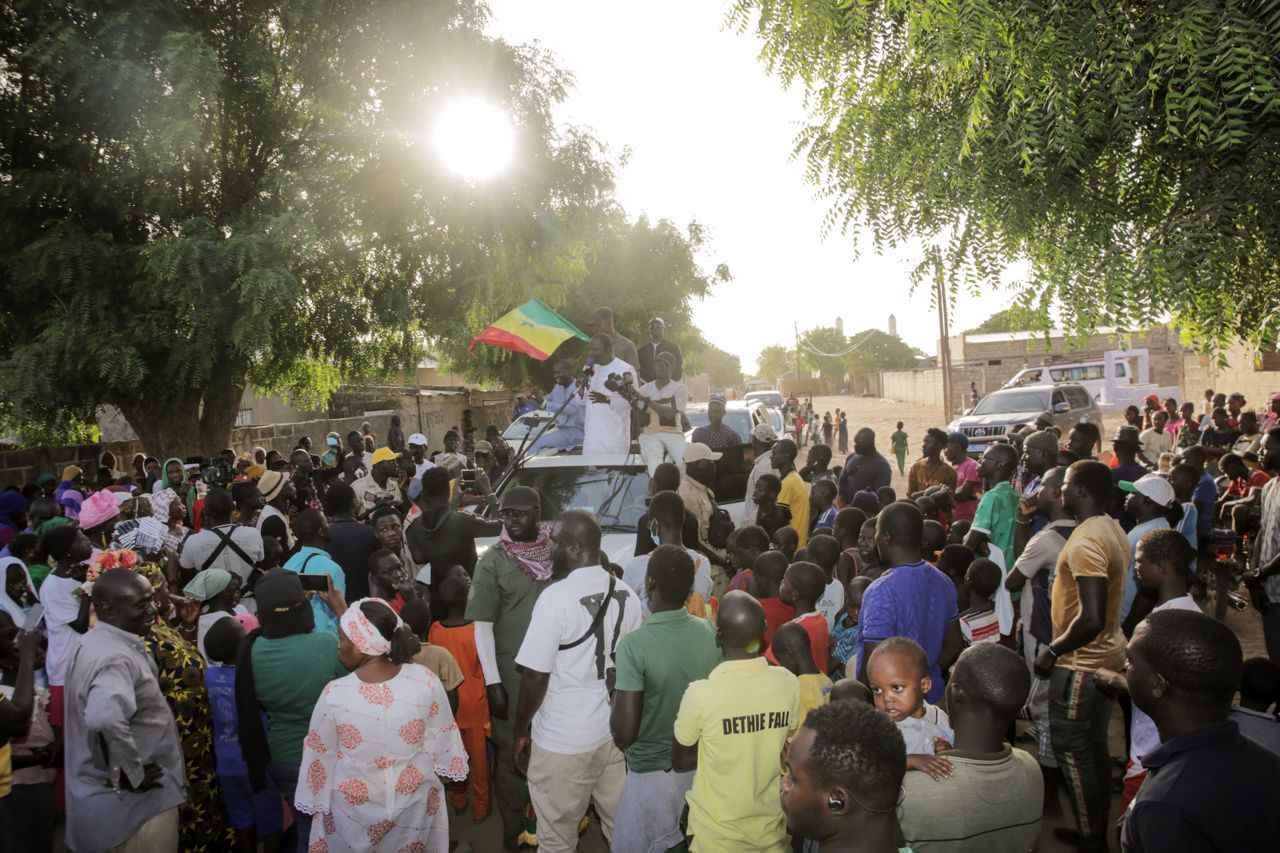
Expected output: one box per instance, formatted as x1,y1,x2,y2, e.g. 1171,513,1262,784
467,299,589,360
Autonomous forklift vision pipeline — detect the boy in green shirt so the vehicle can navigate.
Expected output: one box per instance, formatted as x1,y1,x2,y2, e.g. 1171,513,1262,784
611,545,721,853
891,422,909,475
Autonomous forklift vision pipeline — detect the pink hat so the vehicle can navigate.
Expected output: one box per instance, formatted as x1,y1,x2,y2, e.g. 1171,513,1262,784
79,489,121,531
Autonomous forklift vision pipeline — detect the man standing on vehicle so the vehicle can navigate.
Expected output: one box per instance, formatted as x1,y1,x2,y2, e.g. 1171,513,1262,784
636,317,683,383
592,306,639,370
635,351,688,474
583,333,635,456
691,394,741,452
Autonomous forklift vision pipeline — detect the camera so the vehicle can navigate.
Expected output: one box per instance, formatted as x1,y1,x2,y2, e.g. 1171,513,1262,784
201,457,234,488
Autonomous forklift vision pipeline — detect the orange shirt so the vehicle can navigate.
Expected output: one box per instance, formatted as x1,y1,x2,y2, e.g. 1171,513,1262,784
428,621,491,731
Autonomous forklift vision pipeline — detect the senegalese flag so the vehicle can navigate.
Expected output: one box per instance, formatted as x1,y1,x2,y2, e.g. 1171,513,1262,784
467,298,589,361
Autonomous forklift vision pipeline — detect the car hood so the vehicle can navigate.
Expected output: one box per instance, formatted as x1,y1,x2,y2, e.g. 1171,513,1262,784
956,409,1045,427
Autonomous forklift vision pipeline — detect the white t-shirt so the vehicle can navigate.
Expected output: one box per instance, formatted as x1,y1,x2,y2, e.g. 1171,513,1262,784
515,565,642,753
583,358,635,455
816,577,845,631
256,504,294,550
1126,594,1202,777
180,524,265,582
1138,428,1172,463
636,379,688,434
39,573,84,686
621,548,713,616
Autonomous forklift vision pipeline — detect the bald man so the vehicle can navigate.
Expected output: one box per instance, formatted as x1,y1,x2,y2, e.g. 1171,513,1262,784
63,570,186,853
674,591,800,852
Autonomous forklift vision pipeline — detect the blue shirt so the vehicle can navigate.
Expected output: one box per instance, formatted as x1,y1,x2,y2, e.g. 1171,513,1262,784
856,560,959,703
1194,472,1216,535
830,611,860,668
284,545,346,634
204,664,246,777
544,382,585,433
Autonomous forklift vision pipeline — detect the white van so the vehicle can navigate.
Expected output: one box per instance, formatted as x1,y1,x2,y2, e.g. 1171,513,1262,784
1002,360,1132,402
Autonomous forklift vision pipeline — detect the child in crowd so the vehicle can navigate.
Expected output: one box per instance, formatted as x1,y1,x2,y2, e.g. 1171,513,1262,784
725,525,771,593
1230,658,1280,757
959,558,1002,646
770,561,831,673
833,576,870,678
809,480,839,532
0,612,57,853
867,637,954,781
828,677,873,705
936,543,975,605
367,548,415,613
947,519,971,545
806,534,844,630
771,622,831,725
754,474,791,536
202,617,284,853
833,507,867,581
856,518,883,579
400,598,465,714
751,551,795,646
921,520,946,564
877,486,898,510
427,565,491,821
771,525,800,561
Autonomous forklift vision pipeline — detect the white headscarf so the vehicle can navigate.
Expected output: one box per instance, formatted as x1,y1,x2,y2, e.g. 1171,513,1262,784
339,597,403,657
0,556,36,624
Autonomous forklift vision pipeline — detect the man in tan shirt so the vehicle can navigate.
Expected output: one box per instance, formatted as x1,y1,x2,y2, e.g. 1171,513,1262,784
1033,460,1130,852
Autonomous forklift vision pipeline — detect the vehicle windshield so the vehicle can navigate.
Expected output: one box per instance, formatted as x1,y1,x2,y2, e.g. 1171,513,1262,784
747,392,784,408
491,465,650,530
970,390,1050,416
503,412,552,443
768,409,784,432
685,409,753,443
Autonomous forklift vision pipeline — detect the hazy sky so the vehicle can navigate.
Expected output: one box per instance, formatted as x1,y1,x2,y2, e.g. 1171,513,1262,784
484,1,1003,372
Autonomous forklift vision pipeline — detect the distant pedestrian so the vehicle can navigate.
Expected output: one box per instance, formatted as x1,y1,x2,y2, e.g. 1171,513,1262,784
891,421,909,475
837,410,849,454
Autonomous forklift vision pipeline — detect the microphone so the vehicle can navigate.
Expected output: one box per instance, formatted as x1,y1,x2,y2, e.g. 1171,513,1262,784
578,359,595,396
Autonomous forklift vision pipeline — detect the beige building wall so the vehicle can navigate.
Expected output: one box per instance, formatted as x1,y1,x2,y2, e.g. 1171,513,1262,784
1181,342,1280,407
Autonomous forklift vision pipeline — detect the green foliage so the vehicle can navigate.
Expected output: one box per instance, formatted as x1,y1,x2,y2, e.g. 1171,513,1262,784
730,1,1280,352
755,344,794,380
0,0,619,454
798,326,919,379
965,306,1035,335
685,336,743,390
447,214,732,389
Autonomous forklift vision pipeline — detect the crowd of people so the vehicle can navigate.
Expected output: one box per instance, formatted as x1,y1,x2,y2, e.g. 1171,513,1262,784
1,299,1279,853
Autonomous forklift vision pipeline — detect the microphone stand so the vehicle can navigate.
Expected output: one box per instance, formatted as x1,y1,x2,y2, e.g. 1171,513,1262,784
503,376,589,487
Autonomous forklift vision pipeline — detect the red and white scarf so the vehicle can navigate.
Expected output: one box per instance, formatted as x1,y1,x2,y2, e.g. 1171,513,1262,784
500,521,554,581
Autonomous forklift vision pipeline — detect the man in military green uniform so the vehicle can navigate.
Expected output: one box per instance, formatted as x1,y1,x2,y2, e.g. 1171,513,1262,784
467,486,555,849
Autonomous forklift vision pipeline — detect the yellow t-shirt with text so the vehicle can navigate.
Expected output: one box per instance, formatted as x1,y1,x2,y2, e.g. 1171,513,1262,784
674,657,800,852
778,471,811,547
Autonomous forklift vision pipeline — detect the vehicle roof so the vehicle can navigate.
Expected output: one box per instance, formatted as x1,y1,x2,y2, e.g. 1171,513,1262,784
513,452,648,469
991,382,1091,393
686,400,762,411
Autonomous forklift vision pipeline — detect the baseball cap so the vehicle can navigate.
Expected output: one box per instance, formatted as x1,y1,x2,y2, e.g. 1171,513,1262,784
370,447,399,466
708,393,726,405
650,317,665,326
684,442,723,463
1119,474,1175,508
1024,430,1060,456
407,432,428,447
752,422,778,443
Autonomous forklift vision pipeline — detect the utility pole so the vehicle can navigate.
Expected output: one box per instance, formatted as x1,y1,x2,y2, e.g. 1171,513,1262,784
936,275,952,421
793,321,801,388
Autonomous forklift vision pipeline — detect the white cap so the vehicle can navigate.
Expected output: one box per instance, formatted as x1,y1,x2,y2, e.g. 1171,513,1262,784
1119,473,1175,508
408,433,428,447
751,422,778,443
683,442,723,463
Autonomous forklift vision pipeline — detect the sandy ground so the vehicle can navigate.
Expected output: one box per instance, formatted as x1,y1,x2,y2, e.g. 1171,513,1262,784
450,392,1265,853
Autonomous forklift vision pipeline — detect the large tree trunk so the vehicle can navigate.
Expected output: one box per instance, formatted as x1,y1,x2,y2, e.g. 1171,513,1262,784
118,396,204,461
117,369,246,459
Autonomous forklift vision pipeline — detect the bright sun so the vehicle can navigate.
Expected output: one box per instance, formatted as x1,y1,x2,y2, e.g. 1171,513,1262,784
431,97,516,182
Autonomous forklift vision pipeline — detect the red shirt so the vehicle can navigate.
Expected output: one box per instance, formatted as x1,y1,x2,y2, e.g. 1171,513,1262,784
767,610,830,672
760,597,796,646
1226,470,1271,499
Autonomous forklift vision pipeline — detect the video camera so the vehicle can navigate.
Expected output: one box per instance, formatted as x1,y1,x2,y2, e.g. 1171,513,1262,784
201,456,234,489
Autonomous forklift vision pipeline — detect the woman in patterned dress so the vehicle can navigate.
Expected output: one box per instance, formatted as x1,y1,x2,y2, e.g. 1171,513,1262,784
137,560,234,851
295,597,467,852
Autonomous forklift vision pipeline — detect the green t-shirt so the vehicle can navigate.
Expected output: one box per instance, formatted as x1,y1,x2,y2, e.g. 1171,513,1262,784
252,631,348,765
972,481,1019,570
465,546,550,690
891,430,909,452
613,609,721,773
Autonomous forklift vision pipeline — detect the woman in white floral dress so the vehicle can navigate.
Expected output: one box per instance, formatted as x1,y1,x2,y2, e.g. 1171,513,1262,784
296,597,468,852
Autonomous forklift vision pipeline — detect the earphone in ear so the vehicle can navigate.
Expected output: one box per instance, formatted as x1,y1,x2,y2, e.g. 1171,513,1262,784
827,795,845,812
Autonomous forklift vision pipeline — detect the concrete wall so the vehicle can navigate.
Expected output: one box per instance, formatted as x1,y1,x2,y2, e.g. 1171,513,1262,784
947,327,1184,390
1181,342,1280,407
880,368,945,408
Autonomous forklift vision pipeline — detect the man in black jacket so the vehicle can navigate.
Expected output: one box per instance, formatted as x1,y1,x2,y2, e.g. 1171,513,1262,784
636,317,683,383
